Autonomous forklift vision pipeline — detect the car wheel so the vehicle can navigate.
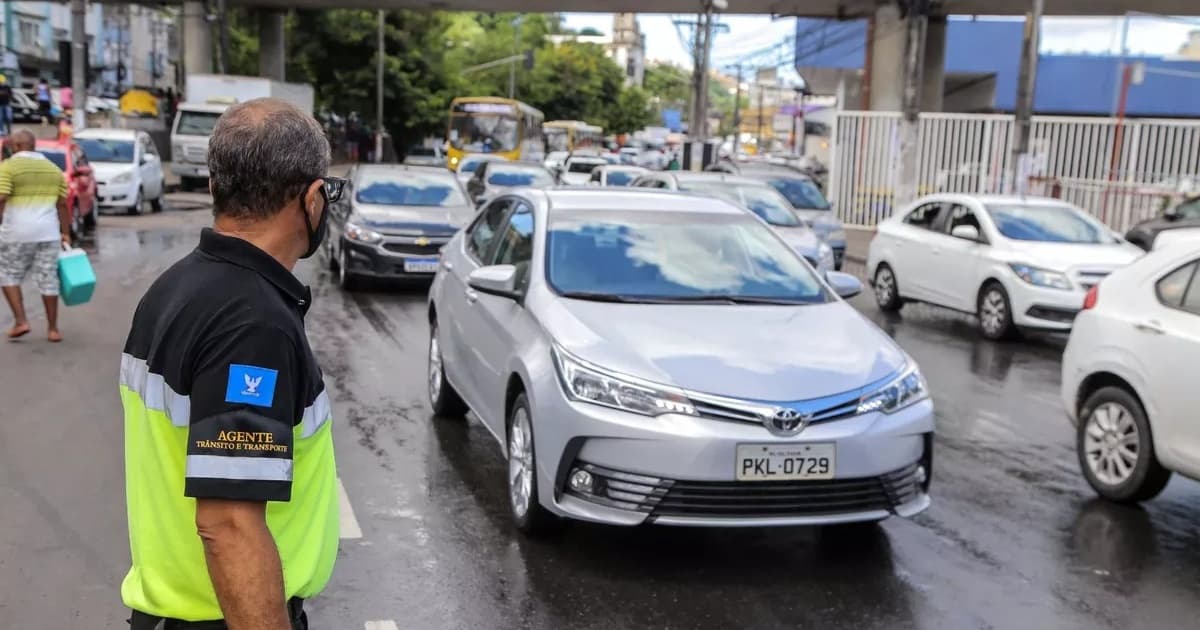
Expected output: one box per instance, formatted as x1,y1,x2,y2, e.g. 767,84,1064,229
127,189,143,216
326,240,340,272
1077,387,1171,503
507,393,558,535
873,264,903,312
427,319,468,418
977,282,1015,340
338,247,357,290
149,192,164,213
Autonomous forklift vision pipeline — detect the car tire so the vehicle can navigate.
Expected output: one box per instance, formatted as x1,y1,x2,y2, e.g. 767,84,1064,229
976,282,1016,340
427,320,468,418
127,189,143,216
507,392,559,536
326,241,340,272
149,191,164,213
873,264,903,312
1077,386,1171,503
337,247,358,291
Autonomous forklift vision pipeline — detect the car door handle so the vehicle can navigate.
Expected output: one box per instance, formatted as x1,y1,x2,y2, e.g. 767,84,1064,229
465,288,478,304
1134,320,1165,335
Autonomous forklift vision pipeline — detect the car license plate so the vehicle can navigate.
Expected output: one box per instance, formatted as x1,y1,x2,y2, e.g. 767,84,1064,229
403,257,440,273
736,443,836,481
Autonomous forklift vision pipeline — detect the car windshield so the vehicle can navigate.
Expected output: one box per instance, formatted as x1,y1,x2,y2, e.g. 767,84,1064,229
1171,197,1200,219
547,210,828,303
78,138,134,163
567,160,604,174
986,203,1115,243
449,115,518,153
355,172,467,207
767,177,830,210
487,167,554,187
176,111,221,136
605,171,638,186
37,150,67,171
680,182,802,227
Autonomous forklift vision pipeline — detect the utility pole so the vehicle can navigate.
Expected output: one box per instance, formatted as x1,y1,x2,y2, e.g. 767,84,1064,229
215,0,229,74
756,82,765,152
508,16,521,100
70,0,85,130
896,0,929,206
731,64,742,156
1009,0,1044,195
376,9,384,163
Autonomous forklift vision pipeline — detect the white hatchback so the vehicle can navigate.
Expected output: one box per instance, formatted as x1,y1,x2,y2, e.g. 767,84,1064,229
75,128,167,215
867,195,1143,339
1062,241,1200,502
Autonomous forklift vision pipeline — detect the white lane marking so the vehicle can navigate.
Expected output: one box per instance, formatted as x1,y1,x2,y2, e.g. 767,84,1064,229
365,621,399,630
338,477,363,539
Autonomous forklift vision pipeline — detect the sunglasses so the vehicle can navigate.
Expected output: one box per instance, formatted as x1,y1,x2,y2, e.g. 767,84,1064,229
321,176,348,204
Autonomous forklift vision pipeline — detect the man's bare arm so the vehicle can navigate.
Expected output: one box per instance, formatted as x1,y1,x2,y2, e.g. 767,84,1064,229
56,197,69,243
195,498,291,630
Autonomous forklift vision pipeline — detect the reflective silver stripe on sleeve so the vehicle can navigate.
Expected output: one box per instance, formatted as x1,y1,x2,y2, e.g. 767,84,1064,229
300,389,332,439
186,454,293,482
120,353,190,427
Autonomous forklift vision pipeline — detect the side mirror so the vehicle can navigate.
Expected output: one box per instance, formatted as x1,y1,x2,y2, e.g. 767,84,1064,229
468,264,520,300
951,225,981,242
824,270,862,299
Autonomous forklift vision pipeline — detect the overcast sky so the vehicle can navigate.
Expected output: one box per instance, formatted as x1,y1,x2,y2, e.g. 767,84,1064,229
561,13,1199,71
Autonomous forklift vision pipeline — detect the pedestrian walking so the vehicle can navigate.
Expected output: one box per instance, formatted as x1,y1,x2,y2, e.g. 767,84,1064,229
0,75,13,136
35,78,52,124
120,98,340,629
0,130,70,342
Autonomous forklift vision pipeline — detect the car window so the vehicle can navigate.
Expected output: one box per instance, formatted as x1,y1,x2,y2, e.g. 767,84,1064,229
486,167,554,188
1157,261,1198,310
944,204,983,235
1175,197,1200,220
492,202,535,291
767,177,830,210
141,136,158,156
903,203,943,229
567,160,603,174
985,203,1114,243
467,199,512,263
589,170,601,183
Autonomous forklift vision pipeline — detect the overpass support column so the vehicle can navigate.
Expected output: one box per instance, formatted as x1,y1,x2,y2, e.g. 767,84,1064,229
182,1,212,78
258,10,286,81
867,4,905,112
921,16,946,113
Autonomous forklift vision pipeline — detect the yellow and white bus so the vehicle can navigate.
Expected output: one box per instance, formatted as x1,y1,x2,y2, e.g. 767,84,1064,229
446,97,545,169
544,120,604,153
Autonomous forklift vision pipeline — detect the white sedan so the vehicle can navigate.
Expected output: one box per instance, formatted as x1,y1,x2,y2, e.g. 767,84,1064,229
866,195,1143,339
1061,240,1200,502
75,128,167,215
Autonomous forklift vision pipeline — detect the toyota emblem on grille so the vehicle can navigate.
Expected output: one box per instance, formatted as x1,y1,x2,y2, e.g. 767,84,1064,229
766,408,811,436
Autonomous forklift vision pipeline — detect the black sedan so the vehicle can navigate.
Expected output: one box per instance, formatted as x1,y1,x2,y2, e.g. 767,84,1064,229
1126,195,1200,251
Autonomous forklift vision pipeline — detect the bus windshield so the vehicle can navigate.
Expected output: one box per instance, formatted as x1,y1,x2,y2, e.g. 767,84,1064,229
450,116,518,154
545,128,569,152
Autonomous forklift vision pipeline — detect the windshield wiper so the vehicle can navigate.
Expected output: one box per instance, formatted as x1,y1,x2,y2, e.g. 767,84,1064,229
640,295,818,305
559,291,648,303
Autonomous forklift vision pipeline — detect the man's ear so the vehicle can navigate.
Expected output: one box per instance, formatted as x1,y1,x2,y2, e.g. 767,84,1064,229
304,180,325,217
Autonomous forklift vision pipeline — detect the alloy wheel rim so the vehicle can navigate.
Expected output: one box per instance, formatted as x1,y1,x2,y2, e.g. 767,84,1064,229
1084,402,1140,486
875,269,894,305
980,290,1006,334
428,330,442,403
508,409,534,518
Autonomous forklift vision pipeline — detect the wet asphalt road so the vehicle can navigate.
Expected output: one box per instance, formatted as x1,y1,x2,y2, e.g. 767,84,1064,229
1,202,1198,630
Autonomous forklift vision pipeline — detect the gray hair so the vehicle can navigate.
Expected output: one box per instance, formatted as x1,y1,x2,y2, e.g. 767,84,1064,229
207,98,330,221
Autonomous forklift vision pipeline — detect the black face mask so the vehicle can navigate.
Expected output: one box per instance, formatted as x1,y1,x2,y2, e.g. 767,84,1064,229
300,188,330,259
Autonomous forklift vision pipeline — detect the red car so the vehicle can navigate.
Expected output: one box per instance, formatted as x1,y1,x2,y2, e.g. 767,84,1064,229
36,138,97,238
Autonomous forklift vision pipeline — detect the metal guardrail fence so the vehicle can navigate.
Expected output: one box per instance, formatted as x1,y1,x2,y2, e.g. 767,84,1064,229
829,111,1200,232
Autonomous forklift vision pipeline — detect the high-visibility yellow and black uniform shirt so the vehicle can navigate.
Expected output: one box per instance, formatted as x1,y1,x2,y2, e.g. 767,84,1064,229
119,228,338,622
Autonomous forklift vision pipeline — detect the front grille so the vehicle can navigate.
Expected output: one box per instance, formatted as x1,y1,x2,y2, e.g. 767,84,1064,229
566,461,924,520
688,386,868,429
183,146,207,161
382,241,443,256
1026,305,1079,323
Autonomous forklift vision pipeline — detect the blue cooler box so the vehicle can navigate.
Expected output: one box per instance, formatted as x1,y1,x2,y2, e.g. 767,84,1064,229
58,248,96,306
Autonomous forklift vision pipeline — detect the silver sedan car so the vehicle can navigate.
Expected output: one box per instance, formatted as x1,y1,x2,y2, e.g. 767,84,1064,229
427,188,934,534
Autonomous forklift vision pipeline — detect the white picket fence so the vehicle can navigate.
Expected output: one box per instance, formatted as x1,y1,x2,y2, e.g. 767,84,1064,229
829,111,1200,232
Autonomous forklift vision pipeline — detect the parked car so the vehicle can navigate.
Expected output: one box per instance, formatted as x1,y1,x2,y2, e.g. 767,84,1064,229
543,151,569,171
558,154,608,185
632,171,834,272
723,163,847,270
1061,240,1200,503
36,139,97,239
403,145,444,167
427,188,933,534
587,165,647,187
465,161,556,206
866,194,1143,340
455,154,506,186
1125,195,1200,251
74,128,166,215
325,164,475,290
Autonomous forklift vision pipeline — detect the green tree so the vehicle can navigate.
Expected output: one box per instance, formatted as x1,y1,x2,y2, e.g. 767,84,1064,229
643,63,691,115
607,86,655,134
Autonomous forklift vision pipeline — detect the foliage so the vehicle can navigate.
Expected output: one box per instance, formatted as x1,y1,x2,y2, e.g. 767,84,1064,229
643,63,691,113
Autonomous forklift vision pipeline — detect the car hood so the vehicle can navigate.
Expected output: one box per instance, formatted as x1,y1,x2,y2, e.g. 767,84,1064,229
1001,240,1144,271
561,173,592,185
352,202,472,233
771,224,823,258
91,162,136,181
543,299,907,401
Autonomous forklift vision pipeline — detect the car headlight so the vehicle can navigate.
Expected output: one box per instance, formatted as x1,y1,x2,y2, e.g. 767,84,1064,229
344,221,384,245
856,364,928,415
1008,263,1072,290
112,171,134,184
552,346,696,417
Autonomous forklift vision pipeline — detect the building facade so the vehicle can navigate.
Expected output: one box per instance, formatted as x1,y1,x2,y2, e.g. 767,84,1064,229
548,13,645,87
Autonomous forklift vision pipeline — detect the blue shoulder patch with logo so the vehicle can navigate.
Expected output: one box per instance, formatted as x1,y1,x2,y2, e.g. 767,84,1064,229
225,364,279,408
